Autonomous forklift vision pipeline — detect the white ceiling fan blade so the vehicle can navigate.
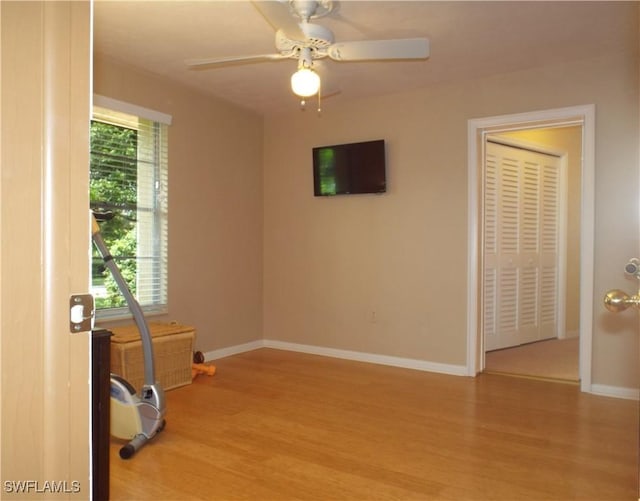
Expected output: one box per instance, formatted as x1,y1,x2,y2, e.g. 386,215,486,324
185,53,289,69
327,38,430,61
251,0,306,41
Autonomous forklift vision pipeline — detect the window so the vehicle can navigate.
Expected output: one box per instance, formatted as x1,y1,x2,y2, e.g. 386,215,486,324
90,96,171,320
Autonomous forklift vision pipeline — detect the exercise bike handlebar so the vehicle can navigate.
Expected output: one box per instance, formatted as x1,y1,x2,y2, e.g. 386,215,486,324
91,214,157,389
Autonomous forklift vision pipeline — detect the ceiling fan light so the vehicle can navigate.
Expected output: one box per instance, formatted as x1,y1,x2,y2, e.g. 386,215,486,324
291,68,320,97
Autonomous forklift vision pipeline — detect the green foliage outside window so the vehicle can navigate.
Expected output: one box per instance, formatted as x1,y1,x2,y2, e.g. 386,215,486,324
90,120,138,309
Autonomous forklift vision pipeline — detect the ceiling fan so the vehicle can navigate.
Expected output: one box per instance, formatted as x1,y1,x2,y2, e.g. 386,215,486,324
185,0,430,103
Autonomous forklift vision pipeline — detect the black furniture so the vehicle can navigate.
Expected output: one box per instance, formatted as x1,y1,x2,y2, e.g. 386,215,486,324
92,329,111,501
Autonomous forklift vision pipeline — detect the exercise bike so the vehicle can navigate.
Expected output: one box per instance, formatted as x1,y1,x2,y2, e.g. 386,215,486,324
91,211,166,459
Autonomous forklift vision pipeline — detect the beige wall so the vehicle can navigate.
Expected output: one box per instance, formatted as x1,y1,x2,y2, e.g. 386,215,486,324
263,50,639,389
497,126,582,338
93,56,264,352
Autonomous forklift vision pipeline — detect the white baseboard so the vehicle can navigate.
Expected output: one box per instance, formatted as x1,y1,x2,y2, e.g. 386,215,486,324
203,340,638,400
203,340,264,361
264,340,468,376
589,384,640,401
204,339,467,377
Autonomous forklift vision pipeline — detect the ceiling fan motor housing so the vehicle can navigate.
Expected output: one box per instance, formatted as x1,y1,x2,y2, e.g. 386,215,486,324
275,23,334,60
290,0,334,21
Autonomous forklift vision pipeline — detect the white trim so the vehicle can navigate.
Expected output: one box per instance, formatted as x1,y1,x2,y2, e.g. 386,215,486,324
202,339,638,401
590,384,640,401
578,106,596,393
203,340,264,361
466,125,481,375
205,339,467,376
93,94,172,125
265,340,468,375
467,104,596,392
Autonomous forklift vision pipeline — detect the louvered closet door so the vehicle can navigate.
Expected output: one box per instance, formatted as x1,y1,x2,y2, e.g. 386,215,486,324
484,141,561,351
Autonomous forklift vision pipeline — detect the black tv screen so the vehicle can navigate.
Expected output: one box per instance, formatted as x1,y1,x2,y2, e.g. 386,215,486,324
312,139,386,196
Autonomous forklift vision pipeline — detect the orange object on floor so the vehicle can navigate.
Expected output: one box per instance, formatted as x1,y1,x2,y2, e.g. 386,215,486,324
192,363,216,379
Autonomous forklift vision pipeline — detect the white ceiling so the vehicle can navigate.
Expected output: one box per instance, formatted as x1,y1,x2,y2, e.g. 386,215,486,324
93,1,637,115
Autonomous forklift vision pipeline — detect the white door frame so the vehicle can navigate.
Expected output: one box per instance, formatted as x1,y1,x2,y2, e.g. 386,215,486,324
466,105,595,393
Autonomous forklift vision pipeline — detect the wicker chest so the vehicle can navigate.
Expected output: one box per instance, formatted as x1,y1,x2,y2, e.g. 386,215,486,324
110,322,195,391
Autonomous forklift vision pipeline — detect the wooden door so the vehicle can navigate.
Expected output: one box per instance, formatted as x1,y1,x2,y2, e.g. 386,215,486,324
483,140,562,351
0,1,92,493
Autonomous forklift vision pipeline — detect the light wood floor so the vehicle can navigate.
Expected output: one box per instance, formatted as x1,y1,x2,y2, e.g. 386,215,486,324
110,349,638,500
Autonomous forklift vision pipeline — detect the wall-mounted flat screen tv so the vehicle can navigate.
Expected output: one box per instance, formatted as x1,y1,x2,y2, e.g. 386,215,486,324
312,139,386,196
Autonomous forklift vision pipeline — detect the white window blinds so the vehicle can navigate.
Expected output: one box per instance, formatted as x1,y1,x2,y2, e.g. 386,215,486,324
90,96,170,319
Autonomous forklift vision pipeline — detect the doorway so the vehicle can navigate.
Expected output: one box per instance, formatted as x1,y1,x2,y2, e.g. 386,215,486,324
482,130,580,382
466,105,595,393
